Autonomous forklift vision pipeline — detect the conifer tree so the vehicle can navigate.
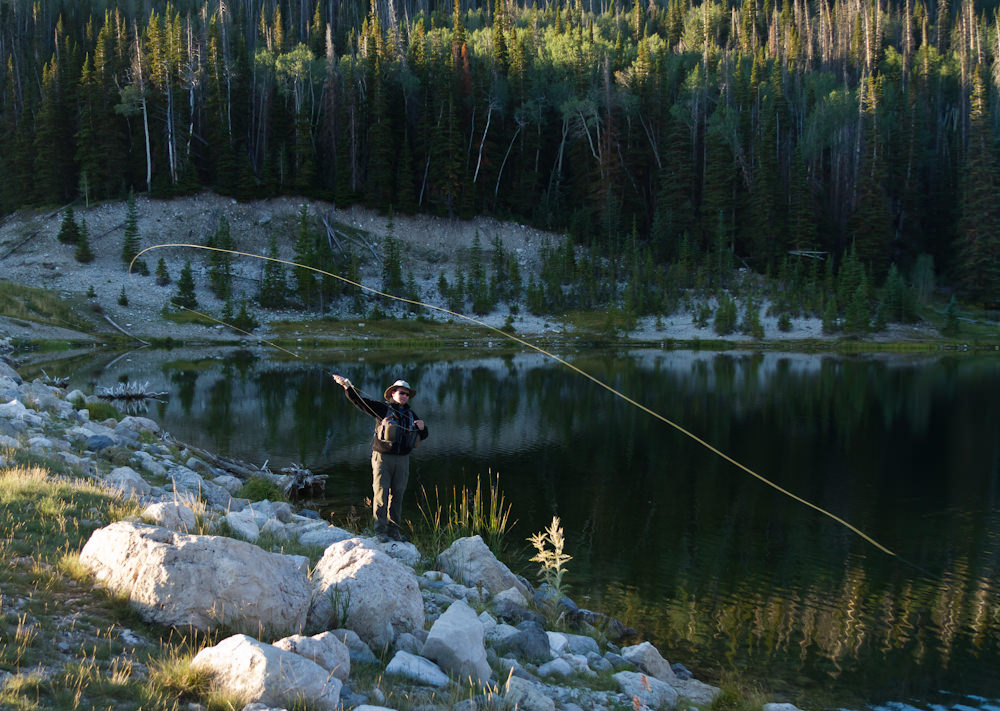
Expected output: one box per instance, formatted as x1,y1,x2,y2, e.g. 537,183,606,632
845,276,871,334
293,205,318,307
232,299,260,332
57,207,81,245
172,261,198,309
207,216,235,299
122,190,141,264
942,295,960,336
381,232,404,297
822,298,839,334
259,234,288,308
155,257,171,286
955,66,1000,303
75,219,95,264
714,294,738,335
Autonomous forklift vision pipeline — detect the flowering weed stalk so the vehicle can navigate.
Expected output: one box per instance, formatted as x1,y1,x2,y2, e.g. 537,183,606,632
528,516,572,600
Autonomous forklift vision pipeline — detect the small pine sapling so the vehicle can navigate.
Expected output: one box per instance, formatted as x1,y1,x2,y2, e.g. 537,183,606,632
155,257,171,286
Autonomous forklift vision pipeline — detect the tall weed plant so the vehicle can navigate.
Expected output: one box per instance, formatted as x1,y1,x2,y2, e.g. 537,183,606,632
528,516,571,595
413,470,515,559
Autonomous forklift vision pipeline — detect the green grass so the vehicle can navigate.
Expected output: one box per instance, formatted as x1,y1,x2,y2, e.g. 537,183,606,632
160,306,220,327
66,392,121,422
411,470,517,562
707,671,775,711
0,279,93,332
0,462,244,710
234,475,288,502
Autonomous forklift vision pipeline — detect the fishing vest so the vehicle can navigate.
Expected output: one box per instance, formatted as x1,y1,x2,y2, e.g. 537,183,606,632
374,405,420,455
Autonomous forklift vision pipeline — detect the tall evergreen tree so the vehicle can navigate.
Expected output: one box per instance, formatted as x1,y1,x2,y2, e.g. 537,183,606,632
207,215,235,299
259,234,288,308
121,190,141,264
955,66,1000,303
75,218,95,263
293,205,318,307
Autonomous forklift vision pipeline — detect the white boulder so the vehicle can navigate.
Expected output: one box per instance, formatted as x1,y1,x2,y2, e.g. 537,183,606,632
296,523,353,549
763,704,804,711
614,670,679,710
273,631,351,681
117,416,162,435
437,535,530,598
226,507,260,541
79,521,310,635
421,599,492,687
191,634,341,711
105,466,153,496
385,650,450,687
308,538,423,652
142,501,196,532
621,641,677,683
504,675,556,711
673,677,722,706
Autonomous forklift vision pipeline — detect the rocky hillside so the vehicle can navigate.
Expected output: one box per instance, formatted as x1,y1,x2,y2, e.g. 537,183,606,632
0,193,560,343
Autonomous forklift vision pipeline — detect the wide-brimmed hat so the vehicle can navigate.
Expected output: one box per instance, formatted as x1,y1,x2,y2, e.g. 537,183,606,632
384,379,415,399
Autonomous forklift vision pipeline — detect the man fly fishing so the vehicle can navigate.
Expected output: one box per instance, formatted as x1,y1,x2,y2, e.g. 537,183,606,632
331,374,428,543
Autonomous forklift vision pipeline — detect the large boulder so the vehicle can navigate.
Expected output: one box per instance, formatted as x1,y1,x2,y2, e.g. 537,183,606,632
117,415,162,435
672,677,721,706
191,634,342,711
105,466,153,496
504,676,556,711
273,631,351,681
421,599,492,687
437,535,530,599
614,670,679,710
308,538,423,652
0,361,23,384
79,521,310,635
385,651,450,687
621,641,677,683
142,501,197,532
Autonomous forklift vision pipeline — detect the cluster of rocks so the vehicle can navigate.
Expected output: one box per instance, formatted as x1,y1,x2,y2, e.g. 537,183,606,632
0,349,802,711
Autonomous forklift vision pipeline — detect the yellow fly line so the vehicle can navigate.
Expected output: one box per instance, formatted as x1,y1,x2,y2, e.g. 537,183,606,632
131,243,898,559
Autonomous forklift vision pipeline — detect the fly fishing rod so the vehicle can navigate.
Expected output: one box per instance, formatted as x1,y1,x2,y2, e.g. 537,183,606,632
131,243,909,564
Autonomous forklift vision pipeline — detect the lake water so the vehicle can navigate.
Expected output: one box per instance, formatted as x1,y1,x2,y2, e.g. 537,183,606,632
33,345,1000,710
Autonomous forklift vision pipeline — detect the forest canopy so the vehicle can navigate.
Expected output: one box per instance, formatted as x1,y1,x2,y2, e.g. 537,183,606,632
1,0,998,300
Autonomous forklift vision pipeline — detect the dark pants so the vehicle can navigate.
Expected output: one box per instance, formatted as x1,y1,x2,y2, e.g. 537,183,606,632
371,451,409,535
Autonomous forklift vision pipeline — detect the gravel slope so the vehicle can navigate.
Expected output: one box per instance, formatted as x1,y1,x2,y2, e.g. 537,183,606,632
0,192,938,344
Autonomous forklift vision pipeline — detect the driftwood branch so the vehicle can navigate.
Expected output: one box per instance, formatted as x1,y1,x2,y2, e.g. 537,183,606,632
103,314,151,345
96,381,168,400
162,434,327,496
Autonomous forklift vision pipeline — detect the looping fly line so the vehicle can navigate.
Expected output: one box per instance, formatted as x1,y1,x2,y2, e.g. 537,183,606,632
131,243,899,560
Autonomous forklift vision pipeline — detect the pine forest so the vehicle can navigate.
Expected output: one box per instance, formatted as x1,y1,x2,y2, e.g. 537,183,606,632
1,0,999,311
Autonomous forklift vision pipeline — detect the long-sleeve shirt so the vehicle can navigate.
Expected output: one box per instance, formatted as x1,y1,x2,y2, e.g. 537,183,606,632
344,386,429,455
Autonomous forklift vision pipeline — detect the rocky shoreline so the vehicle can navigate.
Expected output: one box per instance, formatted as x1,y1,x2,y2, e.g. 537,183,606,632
0,340,804,711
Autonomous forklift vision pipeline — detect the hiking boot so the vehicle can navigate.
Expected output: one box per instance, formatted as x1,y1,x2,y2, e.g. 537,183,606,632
388,529,408,543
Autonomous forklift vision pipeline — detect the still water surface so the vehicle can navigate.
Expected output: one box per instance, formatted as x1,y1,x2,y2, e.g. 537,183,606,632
39,347,1000,710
